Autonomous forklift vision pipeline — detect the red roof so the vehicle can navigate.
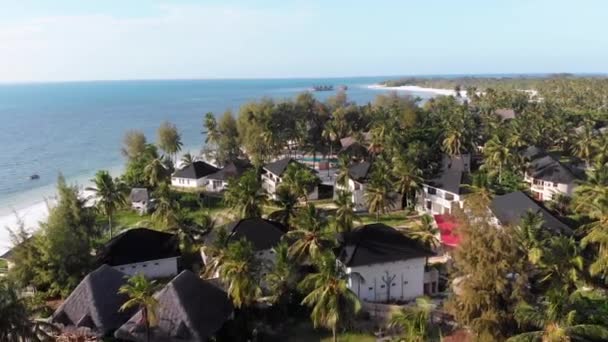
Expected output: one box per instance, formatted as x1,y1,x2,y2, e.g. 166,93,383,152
434,214,460,247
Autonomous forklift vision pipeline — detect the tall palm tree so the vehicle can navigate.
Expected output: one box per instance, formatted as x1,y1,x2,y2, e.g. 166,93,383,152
299,253,361,342
539,236,585,293
264,242,297,310
483,135,514,184
144,157,168,188
119,274,160,342
334,190,356,233
201,227,230,278
224,170,266,219
572,125,596,164
513,211,547,264
152,183,180,228
281,163,318,203
157,121,183,163
0,279,57,341
574,162,608,209
167,210,215,249
508,290,608,342
335,154,351,189
405,215,440,251
219,239,262,308
388,296,435,342
180,152,194,168
285,204,335,263
270,185,299,227
391,156,423,209
579,198,608,280
86,170,126,238
364,172,395,222
464,172,494,212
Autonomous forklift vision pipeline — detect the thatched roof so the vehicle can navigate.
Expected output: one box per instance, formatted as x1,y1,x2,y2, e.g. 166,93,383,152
115,270,233,342
51,265,134,336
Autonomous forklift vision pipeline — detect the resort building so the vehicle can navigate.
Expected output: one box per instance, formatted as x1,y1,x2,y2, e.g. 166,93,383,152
335,161,372,211
489,191,572,235
129,188,154,215
97,228,181,279
171,161,219,188
203,159,252,192
338,223,437,303
201,218,287,277
418,169,466,215
521,147,579,201
261,157,318,200
51,265,135,337
115,270,233,342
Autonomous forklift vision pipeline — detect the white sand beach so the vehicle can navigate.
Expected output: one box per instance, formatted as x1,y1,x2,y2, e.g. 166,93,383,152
367,84,468,98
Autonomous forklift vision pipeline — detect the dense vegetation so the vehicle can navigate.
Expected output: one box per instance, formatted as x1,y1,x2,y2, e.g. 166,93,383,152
3,75,608,341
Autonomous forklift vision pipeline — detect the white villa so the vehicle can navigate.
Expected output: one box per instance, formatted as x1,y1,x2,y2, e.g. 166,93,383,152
97,228,181,279
418,169,466,215
171,161,219,188
521,147,579,201
261,157,318,200
335,161,372,211
338,223,438,303
203,159,252,192
129,188,154,215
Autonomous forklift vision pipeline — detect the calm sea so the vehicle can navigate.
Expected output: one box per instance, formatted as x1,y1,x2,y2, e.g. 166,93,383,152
0,77,440,213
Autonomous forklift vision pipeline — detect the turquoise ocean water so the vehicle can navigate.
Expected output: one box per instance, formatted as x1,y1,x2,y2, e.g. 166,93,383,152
0,77,440,214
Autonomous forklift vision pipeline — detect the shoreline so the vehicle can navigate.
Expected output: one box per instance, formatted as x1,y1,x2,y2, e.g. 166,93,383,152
367,84,468,98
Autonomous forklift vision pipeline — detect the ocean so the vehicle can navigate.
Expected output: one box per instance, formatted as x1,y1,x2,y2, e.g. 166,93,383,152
0,76,439,252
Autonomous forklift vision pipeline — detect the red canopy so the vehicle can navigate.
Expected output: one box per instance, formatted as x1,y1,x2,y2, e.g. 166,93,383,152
434,214,460,247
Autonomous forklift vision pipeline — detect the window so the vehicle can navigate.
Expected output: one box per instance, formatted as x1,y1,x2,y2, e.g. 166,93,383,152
142,264,147,268
444,193,454,201
131,265,136,269
554,182,558,187
380,285,385,289
427,188,436,195
368,287,373,291
354,183,360,190
154,262,159,266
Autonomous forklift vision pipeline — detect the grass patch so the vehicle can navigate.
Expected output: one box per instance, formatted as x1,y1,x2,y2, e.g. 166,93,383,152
286,322,375,342
113,209,151,229
357,210,417,227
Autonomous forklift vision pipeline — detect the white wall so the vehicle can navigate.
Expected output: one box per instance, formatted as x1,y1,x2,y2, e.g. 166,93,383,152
417,185,462,215
113,257,179,279
524,174,575,201
346,258,427,303
171,177,206,188
205,179,228,192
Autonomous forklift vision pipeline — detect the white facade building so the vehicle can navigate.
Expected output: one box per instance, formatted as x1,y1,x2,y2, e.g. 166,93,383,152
262,158,319,200
339,224,437,303
171,161,218,189
113,256,179,279
521,147,579,201
418,170,464,215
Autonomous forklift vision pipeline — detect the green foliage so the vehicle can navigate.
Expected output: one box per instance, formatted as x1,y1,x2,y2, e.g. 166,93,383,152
122,143,159,187
156,121,183,160
224,169,266,219
119,273,160,340
286,204,335,263
334,190,355,233
388,297,435,342
281,163,319,202
218,239,263,308
86,170,127,238
405,215,440,250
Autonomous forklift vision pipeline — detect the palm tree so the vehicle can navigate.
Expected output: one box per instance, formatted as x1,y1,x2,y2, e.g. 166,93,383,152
405,215,440,251
119,274,160,342
270,185,299,227
157,121,183,163
224,170,266,219
364,171,395,222
388,296,435,342
334,190,356,233
539,236,585,293
264,242,297,310
574,162,608,209
463,172,494,212
152,182,180,228
281,163,318,203
579,198,608,280
144,157,168,188
285,204,335,263
218,239,262,308
168,210,215,249
391,156,423,209
335,154,351,189
508,290,608,342
299,252,361,342
483,135,514,184
201,227,231,278
0,279,57,341
180,152,194,167
513,211,547,264
572,125,596,164
87,170,127,238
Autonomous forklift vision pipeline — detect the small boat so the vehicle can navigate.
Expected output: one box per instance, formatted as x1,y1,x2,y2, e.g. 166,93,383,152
29,174,40,180
312,85,334,92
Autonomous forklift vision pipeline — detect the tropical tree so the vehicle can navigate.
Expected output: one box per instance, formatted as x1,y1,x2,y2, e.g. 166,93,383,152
364,170,395,222
270,185,299,227
218,239,262,308
180,152,194,167
405,215,440,250
86,170,126,238
483,135,515,183
285,204,335,263
388,296,435,342
118,274,160,342
391,156,423,209
513,211,547,265
122,130,148,160
299,253,362,342
224,170,266,219
264,242,297,311
579,199,608,280
152,183,180,228
157,121,183,162
281,163,318,203
334,190,356,233
143,156,169,188
167,211,215,249
201,227,230,278
537,236,585,294
572,125,597,164
508,290,608,342
335,154,351,189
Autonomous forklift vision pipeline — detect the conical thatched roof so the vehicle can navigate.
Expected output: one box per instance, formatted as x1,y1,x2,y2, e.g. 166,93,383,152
115,270,233,342
51,264,135,336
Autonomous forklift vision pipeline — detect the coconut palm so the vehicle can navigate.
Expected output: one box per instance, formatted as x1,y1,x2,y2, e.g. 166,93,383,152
579,198,608,279
157,121,183,163
224,170,266,219
152,182,180,228
335,154,351,189
144,157,168,188
513,211,547,264
391,156,423,209
281,163,318,203
483,135,514,184
388,296,435,342
285,204,335,263
572,125,596,164
270,185,299,227
364,171,395,222
0,279,57,342
574,162,608,210
118,274,160,342
464,172,494,211
167,210,215,249
218,239,262,308
180,152,194,167
298,253,361,342
405,215,440,250
86,170,126,238
334,190,356,233
201,227,230,278
508,290,608,342
264,242,297,309
538,236,585,293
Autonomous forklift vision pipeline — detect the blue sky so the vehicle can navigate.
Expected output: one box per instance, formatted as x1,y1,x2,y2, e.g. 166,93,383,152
0,0,606,81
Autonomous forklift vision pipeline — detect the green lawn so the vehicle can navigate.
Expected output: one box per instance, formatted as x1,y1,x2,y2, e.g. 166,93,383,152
286,322,375,342
357,210,419,227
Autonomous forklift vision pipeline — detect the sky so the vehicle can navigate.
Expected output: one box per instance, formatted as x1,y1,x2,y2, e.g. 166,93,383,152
0,0,607,82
